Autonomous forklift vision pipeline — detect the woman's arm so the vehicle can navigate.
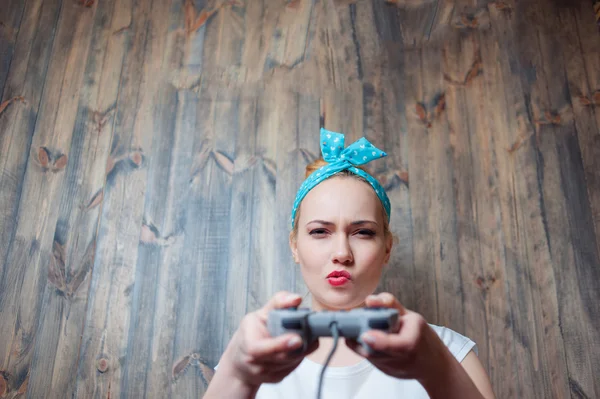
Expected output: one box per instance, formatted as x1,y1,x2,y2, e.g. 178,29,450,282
204,362,259,399
418,349,495,399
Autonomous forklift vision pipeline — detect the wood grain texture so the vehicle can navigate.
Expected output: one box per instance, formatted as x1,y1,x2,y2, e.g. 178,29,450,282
0,0,60,308
0,0,599,398
73,0,157,396
26,0,130,396
0,0,97,397
0,0,26,96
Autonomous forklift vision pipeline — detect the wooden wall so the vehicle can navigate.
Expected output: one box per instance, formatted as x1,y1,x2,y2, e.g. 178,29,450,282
1,0,599,397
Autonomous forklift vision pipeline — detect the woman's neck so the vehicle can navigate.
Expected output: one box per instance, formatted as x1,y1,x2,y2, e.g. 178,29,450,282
306,337,365,367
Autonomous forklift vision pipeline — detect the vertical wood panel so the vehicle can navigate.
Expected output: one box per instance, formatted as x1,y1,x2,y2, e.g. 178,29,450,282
0,0,60,298
120,1,188,395
0,0,26,95
566,2,600,260
477,24,520,399
404,47,439,324
525,2,600,397
170,88,236,397
422,44,464,333
142,88,201,398
292,93,321,300
443,28,489,362
26,0,131,396
223,92,258,342
0,0,97,396
247,90,280,311
73,0,159,395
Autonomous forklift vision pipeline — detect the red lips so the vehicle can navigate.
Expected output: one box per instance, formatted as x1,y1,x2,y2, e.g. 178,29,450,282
327,270,352,286
327,270,351,279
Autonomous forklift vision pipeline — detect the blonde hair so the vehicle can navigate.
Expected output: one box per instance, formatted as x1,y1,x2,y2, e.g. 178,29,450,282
289,158,393,243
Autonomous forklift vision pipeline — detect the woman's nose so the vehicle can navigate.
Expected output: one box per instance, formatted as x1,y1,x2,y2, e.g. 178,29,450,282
332,235,353,265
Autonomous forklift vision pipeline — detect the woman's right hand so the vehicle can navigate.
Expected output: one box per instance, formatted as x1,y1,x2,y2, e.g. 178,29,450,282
210,292,318,394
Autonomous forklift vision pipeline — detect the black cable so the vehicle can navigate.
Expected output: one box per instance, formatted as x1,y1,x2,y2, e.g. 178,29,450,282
317,322,340,399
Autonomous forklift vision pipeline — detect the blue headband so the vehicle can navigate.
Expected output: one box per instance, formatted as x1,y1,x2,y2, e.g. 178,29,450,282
291,128,391,228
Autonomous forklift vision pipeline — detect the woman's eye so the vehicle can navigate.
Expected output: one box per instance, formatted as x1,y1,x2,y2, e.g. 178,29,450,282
357,229,376,237
309,229,328,235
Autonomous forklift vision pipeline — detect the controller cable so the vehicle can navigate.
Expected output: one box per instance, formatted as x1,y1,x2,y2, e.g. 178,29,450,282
316,322,340,399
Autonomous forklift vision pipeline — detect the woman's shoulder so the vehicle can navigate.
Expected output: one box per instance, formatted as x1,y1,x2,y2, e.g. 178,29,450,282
427,323,478,362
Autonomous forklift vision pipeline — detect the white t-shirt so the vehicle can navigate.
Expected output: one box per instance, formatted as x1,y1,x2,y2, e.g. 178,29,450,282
215,324,478,399
216,324,477,399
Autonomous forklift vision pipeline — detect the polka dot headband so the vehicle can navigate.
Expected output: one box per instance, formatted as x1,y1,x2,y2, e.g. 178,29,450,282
291,127,391,228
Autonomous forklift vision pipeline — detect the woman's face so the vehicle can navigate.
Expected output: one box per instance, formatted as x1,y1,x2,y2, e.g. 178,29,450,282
290,176,393,311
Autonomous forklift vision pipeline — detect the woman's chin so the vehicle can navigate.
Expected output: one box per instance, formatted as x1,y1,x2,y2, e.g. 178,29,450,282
314,290,366,311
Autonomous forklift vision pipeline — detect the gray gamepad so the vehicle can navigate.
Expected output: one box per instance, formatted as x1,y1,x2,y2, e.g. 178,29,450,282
267,307,399,354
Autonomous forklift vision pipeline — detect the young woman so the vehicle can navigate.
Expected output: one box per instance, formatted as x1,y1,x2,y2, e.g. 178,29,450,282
205,129,495,399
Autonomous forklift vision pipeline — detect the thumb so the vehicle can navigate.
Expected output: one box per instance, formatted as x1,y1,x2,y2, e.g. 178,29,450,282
256,291,302,321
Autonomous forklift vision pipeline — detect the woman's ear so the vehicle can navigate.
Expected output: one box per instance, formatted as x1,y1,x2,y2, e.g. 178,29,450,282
383,233,393,265
289,233,299,263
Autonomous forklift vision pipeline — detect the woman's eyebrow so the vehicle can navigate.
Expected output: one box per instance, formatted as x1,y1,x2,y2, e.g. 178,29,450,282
306,220,335,226
350,220,378,226
306,219,378,226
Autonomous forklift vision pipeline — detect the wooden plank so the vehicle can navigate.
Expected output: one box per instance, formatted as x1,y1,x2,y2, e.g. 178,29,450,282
272,89,300,299
475,24,526,398
222,92,259,343
485,3,546,397
298,1,359,94
376,45,416,311
529,2,600,397
239,1,272,82
566,1,600,262
348,1,415,309
122,87,196,397
140,89,201,398
199,0,245,74
489,1,587,397
487,3,571,397
119,1,196,396
169,88,235,397
25,0,132,397
0,0,26,95
442,27,490,363
72,0,160,396
403,47,438,324
419,44,465,333
394,0,446,48
246,89,281,312
0,0,59,303
268,0,314,70
290,93,321,300
0,1,98,397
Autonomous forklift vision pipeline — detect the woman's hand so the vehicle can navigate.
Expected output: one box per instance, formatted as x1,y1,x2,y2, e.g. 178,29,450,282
211,292,319,393
345,292,451,382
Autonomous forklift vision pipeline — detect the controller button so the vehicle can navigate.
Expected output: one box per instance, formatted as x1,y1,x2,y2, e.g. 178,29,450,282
282,319,303,330
368,319,390,329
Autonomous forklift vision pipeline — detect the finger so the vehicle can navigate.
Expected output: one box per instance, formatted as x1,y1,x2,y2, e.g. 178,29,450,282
269,338,320,363
360,314,425,354
247,333,304,360
365,292,408,316
256,291,303,320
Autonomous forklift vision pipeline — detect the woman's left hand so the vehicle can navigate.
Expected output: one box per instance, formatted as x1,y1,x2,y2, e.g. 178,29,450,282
346,292,452,382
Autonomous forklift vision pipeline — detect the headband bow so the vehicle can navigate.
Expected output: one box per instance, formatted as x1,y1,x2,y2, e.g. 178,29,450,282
291,128,391,227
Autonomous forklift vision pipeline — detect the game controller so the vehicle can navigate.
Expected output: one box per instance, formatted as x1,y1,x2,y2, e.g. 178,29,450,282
267,307,399,354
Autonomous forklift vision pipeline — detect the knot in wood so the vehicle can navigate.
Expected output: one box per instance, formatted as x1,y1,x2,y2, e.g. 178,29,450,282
0,373,7,397
97,358,109,373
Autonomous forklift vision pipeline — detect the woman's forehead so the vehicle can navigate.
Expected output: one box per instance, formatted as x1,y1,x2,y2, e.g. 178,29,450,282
299,177,382,220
